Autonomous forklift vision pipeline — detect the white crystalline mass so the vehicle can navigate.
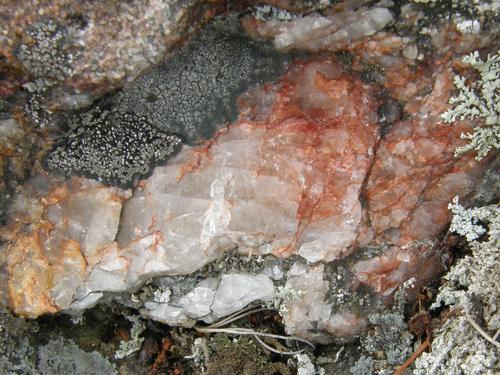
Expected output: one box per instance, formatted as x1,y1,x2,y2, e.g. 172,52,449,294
280,262,366,343
140,273,274,325
250,7,393,52
295,353,320,375
5,175,129,315
179,278,218,318
210,273,275,318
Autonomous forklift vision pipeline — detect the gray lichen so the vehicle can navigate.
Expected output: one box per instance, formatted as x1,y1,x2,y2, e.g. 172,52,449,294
0,310,39,375
115,16,285,144
441,51,499,160
44,108,182,188
38,338,117,375
43,15,285,188
16,18,82,81
349,285,415,375
349,312,414,375
114,315,145,359
414,199,499,374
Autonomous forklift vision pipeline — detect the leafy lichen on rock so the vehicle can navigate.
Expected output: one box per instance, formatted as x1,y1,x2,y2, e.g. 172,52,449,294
441,51,500,160
414,199,499,374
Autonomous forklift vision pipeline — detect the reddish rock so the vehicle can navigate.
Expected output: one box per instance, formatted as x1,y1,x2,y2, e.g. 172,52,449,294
0,24,495,343
364,57,490,246
352,244,443,300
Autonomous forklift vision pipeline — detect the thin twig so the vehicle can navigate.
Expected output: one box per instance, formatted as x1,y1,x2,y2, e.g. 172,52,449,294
208,306,270,328
253,334,307,355
466,316,500,348
494,329,500,341
393,338,430,375
195,326,315,348
194,305,315,355
333,345,345,363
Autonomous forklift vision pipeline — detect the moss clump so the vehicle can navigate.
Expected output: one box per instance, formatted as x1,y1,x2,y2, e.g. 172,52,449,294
205,334,290,375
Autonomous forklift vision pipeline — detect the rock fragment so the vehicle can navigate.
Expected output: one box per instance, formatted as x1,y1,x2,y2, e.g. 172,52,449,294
242,6,393,52
2,26,496,344
2,173,130,318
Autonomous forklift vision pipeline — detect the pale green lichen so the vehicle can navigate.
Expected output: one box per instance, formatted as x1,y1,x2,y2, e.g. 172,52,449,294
414,198,499,374
433,198,499,324
441,51,500,160
269,285,306,317
115,315,146,359
448,196,489,241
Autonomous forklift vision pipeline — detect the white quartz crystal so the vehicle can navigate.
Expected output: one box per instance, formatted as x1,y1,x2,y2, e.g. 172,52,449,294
244,7,393,52
210,273,275,319
139,273,274,325
281,262,367,344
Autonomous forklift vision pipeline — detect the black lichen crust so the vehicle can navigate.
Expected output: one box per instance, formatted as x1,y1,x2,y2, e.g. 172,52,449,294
115,16,285,144
44,108,182,188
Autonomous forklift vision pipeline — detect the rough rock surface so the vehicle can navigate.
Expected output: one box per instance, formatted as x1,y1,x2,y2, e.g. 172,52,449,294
43,16,285,187
116,57,380,266
1,9,497,345
0,0,226,98
0,117,34,223
2,174,130,318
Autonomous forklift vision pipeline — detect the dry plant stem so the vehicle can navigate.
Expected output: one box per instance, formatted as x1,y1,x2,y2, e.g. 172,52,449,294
194,305,315,355
208,306,270,328
195,326,315,349
252,334,307,355
333,345,345,363
393,338,431,375
466,316,500,349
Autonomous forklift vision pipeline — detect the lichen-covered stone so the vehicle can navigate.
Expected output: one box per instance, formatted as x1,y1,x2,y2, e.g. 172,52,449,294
115,57,380,266
44,109,182,188
115,16,285,144
0,0,228,98
16,18,81,81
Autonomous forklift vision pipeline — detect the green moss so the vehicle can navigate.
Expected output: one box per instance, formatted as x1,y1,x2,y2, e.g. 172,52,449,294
205,334,290,375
